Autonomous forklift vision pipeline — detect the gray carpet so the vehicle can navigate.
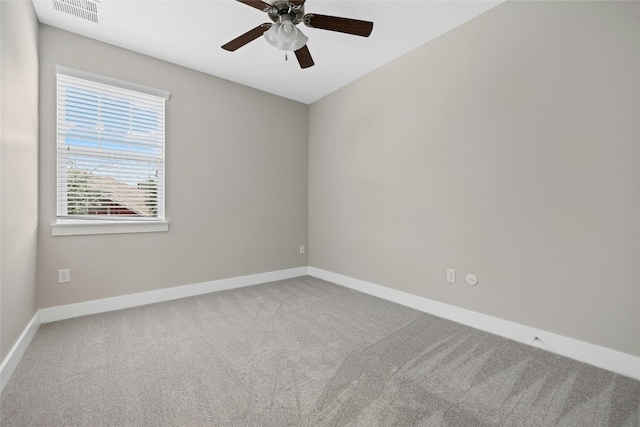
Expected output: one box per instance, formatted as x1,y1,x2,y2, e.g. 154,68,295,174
1,276,639,426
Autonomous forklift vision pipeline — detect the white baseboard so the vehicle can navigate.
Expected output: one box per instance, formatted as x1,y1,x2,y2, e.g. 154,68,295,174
0,311,41,393
308,267,640,381
3,266,637,396
40,267,308,323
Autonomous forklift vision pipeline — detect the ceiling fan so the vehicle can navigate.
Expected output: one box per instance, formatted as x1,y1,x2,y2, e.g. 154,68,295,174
221,0,374,69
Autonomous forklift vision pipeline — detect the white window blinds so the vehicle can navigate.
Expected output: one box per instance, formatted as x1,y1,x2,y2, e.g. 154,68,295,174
56,68,168,222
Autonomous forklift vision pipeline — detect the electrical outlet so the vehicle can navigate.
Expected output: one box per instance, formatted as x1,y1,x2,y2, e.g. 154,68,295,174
58,269,71,283
300,245,305,254
446,269,456,283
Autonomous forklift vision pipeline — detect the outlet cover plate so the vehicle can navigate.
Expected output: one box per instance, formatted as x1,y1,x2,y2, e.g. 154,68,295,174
446,269,456,283
58,269,71,283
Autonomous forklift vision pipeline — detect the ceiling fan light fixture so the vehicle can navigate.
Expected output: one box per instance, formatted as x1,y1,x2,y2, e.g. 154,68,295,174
279,20,297,43
263,16,308,51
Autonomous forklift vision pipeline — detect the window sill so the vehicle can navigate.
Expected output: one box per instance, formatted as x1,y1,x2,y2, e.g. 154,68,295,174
51,220,169,236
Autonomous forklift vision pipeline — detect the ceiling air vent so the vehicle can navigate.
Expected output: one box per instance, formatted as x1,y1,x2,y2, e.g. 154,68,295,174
51,0,100,23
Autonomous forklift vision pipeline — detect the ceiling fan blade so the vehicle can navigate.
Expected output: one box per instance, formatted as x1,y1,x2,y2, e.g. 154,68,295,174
294,45,314,69
236,0,273,12
221,24,271,51
304,14,373,37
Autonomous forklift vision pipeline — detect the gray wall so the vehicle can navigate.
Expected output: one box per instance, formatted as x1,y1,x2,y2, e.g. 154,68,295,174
38,26,308,308
309,1,640,356
1,0,40,362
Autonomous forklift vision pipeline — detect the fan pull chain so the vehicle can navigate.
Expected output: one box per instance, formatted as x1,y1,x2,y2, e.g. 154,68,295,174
285,52,288,61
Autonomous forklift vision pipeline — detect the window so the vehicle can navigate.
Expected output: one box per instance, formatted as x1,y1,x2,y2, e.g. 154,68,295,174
53,67,170,236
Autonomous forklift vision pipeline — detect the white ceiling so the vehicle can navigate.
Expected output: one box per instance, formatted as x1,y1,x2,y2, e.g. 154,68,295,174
32,0,503,104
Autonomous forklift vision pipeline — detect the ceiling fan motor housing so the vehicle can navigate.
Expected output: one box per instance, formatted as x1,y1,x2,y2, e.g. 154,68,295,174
268,1,305,25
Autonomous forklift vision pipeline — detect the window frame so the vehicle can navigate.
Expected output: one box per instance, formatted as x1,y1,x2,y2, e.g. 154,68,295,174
52,66,170,236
